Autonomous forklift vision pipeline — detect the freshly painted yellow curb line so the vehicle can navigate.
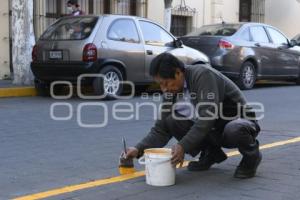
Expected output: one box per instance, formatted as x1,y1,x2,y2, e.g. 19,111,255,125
0,87,37,97
14,136,300,200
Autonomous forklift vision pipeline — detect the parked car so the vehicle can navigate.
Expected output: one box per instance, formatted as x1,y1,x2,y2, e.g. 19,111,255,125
31,15,209,97
180,23,300,89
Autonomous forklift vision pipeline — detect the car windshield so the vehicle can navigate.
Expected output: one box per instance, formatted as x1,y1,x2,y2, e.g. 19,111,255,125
186,24,241,36
40,17,98,41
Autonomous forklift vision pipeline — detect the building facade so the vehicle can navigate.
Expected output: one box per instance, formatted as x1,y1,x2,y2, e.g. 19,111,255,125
265,0,300,38
1,0,299,80
33,0,148,39
0,1,10,79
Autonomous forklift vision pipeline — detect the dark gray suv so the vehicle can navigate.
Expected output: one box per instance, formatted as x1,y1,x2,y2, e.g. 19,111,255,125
31,15,209,96
181,23,300,89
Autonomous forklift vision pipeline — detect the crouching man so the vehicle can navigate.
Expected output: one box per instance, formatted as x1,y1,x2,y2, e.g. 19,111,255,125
124,53,262,178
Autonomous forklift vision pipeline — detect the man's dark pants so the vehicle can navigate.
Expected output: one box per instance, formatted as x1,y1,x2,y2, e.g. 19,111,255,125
163,113,260,161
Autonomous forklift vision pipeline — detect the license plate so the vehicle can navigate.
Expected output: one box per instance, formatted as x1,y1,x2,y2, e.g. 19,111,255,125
49,51,62,60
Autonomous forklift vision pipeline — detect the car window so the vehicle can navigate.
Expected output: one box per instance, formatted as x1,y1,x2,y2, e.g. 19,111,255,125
139,21,174,46
186,24,241,36
250,26,269,43
240,28,250,41
108,19,140,43
266,27,288,45
41,17,98,41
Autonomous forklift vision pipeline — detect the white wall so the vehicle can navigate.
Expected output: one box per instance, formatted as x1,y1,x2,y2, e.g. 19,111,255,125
148,0,204,28
221,0,239,23
147,0,165,25
0,0,10,79
265,0,300,38
211,0,239,24
147,0,240,29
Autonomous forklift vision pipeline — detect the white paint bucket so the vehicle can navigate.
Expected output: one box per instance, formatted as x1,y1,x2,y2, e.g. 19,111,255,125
138,148,175,186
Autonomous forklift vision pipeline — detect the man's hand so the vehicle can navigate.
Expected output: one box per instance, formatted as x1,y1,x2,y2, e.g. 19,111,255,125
122,147,139,159
171,144,185,167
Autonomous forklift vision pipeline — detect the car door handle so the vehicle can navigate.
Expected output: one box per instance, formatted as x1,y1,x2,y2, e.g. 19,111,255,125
254,43,261,47
146,50,153,55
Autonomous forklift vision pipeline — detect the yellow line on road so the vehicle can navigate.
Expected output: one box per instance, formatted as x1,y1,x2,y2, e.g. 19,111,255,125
14,136,300,200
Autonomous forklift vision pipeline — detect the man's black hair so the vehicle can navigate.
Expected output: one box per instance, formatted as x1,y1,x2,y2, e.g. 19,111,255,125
149,53,185,79
67,0,78,5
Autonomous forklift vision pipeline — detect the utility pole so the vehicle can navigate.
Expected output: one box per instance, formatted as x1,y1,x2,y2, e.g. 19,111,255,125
11,0,35,85
164,0,173,31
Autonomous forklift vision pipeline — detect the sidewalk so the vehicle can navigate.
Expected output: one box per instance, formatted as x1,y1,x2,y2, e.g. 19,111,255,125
0,80,36,97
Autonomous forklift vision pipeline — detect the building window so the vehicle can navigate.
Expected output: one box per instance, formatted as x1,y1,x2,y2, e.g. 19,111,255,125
239,0,251,22
170,1,196,37
130,0,137,15
88,0,94,14
239,0,265,23
251,0,265,22
171,15,193,37
33,0,147,39
103,0,111,14
112,0,147,17
115,0,130,15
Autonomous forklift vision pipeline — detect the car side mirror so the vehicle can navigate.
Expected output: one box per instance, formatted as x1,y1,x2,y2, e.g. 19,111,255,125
174,39,183,48
278,43,289,49
289,39,298,47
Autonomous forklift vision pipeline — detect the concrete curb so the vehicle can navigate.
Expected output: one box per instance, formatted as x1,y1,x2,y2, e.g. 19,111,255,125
0,87,37,98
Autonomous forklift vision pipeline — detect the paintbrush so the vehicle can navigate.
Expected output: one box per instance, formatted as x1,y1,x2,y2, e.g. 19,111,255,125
118,137,135,175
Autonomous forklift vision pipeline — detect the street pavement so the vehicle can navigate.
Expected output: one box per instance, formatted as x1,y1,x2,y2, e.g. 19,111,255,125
0,80,21,88
1,83,300,200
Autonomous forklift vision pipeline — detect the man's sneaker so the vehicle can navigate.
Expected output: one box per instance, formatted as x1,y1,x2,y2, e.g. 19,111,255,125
187,148,227,171
234,151,262,179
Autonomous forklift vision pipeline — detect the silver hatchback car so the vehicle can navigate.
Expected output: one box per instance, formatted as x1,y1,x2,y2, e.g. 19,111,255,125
31,15,209,97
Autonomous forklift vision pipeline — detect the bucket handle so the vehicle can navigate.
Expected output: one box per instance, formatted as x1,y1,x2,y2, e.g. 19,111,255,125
138,156,171,165
138,156,146,165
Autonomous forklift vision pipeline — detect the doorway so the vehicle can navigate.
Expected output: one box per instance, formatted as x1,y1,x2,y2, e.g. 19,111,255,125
239,0,252,22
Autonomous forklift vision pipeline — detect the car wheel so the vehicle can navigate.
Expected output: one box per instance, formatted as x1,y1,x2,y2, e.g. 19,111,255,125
93,65,124,99
237,61,257,90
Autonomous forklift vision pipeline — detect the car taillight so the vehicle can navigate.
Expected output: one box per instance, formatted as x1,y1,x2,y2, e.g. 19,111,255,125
83,43,97,62
218,40,234,49
32,45,38,61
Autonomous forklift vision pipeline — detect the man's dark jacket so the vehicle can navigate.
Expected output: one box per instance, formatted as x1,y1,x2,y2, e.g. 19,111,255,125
135,64,256,156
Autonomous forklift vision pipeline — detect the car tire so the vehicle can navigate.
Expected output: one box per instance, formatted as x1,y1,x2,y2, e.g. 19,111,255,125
236,61,257,90
93,65,124,99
